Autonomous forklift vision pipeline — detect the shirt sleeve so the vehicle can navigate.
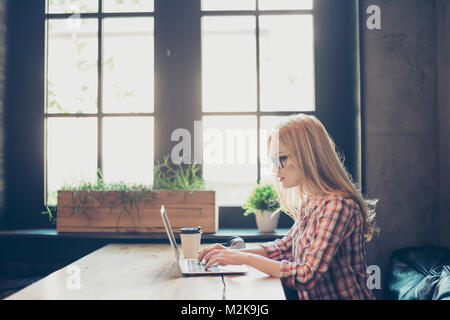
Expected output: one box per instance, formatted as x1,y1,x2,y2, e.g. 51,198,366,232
261,221,297,261
279,197,355,291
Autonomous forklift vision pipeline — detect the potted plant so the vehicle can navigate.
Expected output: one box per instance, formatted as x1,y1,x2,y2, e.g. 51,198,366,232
56,155,217,233
242,183,280,233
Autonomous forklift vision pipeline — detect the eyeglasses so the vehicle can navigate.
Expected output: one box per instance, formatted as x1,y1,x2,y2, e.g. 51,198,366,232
271,155,288,169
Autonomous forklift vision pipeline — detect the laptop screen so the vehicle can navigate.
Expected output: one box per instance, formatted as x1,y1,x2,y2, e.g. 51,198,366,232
160,205,182,262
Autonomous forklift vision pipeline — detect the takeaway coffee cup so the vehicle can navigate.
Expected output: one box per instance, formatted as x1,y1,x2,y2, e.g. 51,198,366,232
180,226,202,259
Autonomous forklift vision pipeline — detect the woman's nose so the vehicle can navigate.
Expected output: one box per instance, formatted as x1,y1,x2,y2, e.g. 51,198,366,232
272,163,279,174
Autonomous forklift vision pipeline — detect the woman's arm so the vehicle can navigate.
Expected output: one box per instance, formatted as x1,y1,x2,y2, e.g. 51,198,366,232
199,221,298,263
198,243,268,263
238,246,285,277
201,247,282,278
246,253,281,278
279,198,355,290
259,222,297,261
236,245,269,258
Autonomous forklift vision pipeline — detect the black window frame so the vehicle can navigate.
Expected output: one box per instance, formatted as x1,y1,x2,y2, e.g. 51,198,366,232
3,0,362,230
200,2,316,200
44,1,156,206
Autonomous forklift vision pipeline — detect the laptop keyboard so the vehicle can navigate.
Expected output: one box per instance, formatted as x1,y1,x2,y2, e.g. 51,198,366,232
187,259,220,273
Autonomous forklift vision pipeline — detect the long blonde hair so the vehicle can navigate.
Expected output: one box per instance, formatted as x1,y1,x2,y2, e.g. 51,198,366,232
268,114,379,242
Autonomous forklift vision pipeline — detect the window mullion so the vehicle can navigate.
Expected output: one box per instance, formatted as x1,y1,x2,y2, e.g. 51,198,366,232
256,0,261,183
154,0,202,165
97,0,103,182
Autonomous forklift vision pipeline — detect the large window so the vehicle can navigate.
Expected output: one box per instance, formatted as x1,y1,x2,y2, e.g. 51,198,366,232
45,0,155,205
4,0,361,229
44,0,316,207
200,0,315,206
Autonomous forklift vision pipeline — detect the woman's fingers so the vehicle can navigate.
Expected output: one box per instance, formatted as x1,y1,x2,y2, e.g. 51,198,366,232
207,250,248,269
198,245,215,261
202,249,225,264
197,249,206,262
205,255,225,269
197,243,224,262
197,246,210,261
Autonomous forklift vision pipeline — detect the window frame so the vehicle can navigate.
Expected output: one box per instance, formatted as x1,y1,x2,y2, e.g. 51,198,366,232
200,4,317,192
3,0,362,230
44,1,156,206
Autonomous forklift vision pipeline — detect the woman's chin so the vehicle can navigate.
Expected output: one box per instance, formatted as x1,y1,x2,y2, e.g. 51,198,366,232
280,180,293,188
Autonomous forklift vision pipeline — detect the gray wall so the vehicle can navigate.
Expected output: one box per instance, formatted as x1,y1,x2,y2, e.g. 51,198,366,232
0,0,6,227
361,0,449,298
437,0,450,249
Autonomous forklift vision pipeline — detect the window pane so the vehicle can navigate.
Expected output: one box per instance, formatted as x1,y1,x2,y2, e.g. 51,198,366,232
47,0,98,13
103,18,154,113
202,17,257,112
103,0,154,13
259,15,315,111
259,0,313,10
201,0,255,11
203,116,257,206
46,118,98,205
102,117,154,186
47,19,98,114
259,116,289,183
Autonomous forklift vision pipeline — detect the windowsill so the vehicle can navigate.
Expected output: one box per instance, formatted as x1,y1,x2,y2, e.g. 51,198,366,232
0,228,289,242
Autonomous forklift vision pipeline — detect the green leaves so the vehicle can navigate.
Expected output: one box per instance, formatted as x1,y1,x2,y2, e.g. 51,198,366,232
153,155,205,190
61,168,153,192
242,183,280,216
61,157,205,193
42,206,56,224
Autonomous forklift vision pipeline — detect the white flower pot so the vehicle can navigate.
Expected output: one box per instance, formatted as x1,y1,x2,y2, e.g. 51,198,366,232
255,210,279,233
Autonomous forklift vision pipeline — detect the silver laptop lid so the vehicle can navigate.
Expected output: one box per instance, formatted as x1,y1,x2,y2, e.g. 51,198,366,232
160,205,182,263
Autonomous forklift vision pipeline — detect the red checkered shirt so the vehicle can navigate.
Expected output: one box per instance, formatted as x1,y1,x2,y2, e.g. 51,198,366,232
262,195,376,300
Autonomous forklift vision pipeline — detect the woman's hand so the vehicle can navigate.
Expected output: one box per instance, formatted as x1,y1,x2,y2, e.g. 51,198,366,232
198,243,249,269
197,243,226,262
198,243,281,277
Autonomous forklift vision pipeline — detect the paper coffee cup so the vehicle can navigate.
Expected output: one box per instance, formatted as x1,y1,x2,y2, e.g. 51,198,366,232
180,226,202,259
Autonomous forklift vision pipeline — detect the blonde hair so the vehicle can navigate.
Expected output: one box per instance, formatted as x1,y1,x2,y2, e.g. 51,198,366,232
268,114,379,242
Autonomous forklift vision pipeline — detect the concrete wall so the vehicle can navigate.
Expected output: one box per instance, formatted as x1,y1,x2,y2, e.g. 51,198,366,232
0,0,6,227
436,0,450,249
361,0,449,298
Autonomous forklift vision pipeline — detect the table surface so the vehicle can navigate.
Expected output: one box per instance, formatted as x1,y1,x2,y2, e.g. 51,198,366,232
5,243,286,300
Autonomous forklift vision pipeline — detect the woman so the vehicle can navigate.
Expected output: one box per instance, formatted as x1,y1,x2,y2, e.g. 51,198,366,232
198,114,379,300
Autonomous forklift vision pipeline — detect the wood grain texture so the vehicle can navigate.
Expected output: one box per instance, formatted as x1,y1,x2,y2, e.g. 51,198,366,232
5,244,285,300
58,190,216,208
57,190,217,233
224,269,286,300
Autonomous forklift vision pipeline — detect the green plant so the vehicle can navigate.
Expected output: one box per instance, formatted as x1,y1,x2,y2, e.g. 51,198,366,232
60,168,153,192
42,206,56,224
153,155,205,190
57,169,155,230
242,183,280,216
52,157,206,229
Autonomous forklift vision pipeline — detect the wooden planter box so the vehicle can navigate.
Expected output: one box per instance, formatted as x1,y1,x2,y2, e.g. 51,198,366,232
56,189,217,233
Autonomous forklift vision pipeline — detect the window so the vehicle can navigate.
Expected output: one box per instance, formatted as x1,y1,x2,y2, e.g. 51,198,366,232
45,0,155,205
4,0,361,229
45,0,316,207
200,0,315,206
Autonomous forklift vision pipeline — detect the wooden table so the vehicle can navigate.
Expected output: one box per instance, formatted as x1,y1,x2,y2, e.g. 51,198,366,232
4,243,286,300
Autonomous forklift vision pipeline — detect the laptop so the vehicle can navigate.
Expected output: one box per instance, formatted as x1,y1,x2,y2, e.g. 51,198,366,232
160,205,247,275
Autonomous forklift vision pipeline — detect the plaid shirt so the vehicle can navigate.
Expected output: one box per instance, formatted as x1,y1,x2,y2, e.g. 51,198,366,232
262,195,376,300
